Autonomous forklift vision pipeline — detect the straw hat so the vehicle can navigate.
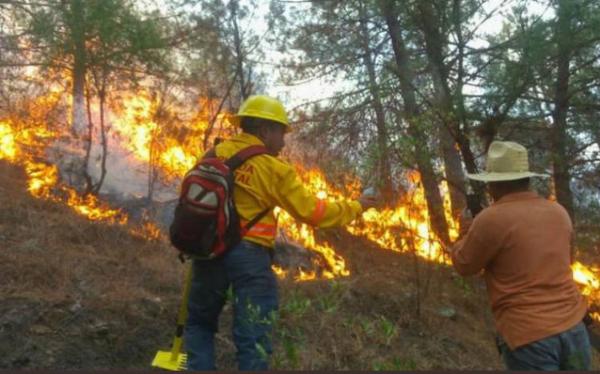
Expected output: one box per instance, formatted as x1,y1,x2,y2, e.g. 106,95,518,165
466,141,549,182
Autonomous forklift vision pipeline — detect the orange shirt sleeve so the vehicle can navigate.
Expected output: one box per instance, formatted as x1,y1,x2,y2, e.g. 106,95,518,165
451,210,504,276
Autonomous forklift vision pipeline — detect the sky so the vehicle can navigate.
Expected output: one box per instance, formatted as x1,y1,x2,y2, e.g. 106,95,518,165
140,0,552,110
253,0,553,110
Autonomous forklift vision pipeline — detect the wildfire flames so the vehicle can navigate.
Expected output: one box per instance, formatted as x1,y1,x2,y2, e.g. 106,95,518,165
347,172,459,264
572,261,600,322
110,94,236,181
0,92,598,322
0,94,160,239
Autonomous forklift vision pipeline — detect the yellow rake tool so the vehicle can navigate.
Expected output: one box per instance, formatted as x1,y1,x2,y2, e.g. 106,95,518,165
152,264,193,371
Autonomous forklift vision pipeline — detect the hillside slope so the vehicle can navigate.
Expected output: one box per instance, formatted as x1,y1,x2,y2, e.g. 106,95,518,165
0,160,597,370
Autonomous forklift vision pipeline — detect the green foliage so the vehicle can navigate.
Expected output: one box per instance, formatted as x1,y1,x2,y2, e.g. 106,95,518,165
281,334,301,368
274,323,305,369
25,0,168,74
378,315,397,345
452,275,473,296
361,318,375,336
373,357,417,371
281,289,312,318
317,280,347,314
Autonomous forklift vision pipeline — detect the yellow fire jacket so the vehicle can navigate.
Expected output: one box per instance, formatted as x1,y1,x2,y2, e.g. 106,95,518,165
211,132,363,248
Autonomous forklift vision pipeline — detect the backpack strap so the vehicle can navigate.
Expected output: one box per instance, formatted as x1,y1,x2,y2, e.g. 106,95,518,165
202,148,217,160
225,145,269,171
225,145,272,236
242,208,271,233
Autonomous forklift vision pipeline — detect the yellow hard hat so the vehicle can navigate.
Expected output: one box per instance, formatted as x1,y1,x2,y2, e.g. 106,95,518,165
236,95,291,130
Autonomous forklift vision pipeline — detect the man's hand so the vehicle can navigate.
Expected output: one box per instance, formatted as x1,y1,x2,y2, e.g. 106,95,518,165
358,195,379,210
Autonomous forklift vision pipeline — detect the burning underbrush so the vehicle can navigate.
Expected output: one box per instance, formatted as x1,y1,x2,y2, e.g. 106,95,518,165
1,90,599,308
1,160,597,369
0,89,598,369
0,90,460,281
0,162,511,369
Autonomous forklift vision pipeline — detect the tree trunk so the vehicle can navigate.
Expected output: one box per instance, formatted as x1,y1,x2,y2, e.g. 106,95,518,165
83,84,94,195
91,70,108,195
229,0,247,100
380,1,450,245
148,129,158,201
148,92,166,201
357,2,394,204
415,1,466,220
203,71,238,150
70,0,87,138
551,0,575,221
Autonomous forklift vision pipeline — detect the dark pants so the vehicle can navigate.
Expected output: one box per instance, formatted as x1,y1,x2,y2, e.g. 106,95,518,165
184,240,278,371
498,321,592,371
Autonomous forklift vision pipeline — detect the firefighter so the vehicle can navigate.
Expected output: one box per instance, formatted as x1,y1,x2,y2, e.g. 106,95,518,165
184,95,378,370
450,141,591,370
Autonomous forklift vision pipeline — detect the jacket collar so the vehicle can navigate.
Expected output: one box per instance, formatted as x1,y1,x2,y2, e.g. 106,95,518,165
494,191,539,205
232,132,266,147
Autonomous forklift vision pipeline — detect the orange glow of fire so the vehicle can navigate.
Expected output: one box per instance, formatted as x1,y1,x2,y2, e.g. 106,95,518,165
292,168,457,266
276,208,348,280
111,94,236,180
130,221,164,241
348,171,457,265
23,159,128,224
110,95,349,281
0,96,129,227
571,261,599,322
0,122,17,161
5,92,600,303
271,265,288,278
572,261,600,294
274,165,360,280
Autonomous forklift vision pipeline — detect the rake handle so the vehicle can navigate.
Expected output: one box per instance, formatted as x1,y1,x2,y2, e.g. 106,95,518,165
170,264,193,361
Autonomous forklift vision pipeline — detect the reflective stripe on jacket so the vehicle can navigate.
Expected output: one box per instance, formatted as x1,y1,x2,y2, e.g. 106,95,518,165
211,132,363,248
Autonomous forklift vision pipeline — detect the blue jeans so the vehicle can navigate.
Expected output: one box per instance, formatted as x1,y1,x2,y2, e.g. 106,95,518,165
498,321,592,370
184,240,278,371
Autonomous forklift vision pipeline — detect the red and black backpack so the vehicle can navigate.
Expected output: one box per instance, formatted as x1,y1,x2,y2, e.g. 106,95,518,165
169,145,270,259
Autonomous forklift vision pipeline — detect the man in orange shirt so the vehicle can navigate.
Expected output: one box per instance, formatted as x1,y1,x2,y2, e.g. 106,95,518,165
451,141,591,370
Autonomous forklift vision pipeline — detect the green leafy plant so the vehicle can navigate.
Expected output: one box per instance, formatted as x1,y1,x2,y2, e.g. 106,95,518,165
281,289,312,317
378,315,397,345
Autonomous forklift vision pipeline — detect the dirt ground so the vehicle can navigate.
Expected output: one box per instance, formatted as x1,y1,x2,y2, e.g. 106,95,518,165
0,160,598,370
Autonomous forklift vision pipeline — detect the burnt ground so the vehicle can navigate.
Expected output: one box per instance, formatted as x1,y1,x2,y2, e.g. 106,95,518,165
0,160,598,370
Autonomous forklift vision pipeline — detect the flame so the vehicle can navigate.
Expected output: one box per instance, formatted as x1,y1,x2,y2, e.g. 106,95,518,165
0,121,17,160
295,268,317,281
111,93,236,180
571,261,600,323
130,221,163,241
290,168,456,266
271,265,288,278
110,95,352,280
275,168,456,278
572,261,600,294
273,165,359,280
88,94,459,280
0,95,129,227
112,95,159,160
276,208,349,279
23,159,128,224
4,90,600,309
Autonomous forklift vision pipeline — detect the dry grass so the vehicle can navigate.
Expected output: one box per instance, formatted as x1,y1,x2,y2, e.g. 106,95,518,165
0,161,184,368
0,160,598,370
0,164,182,306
